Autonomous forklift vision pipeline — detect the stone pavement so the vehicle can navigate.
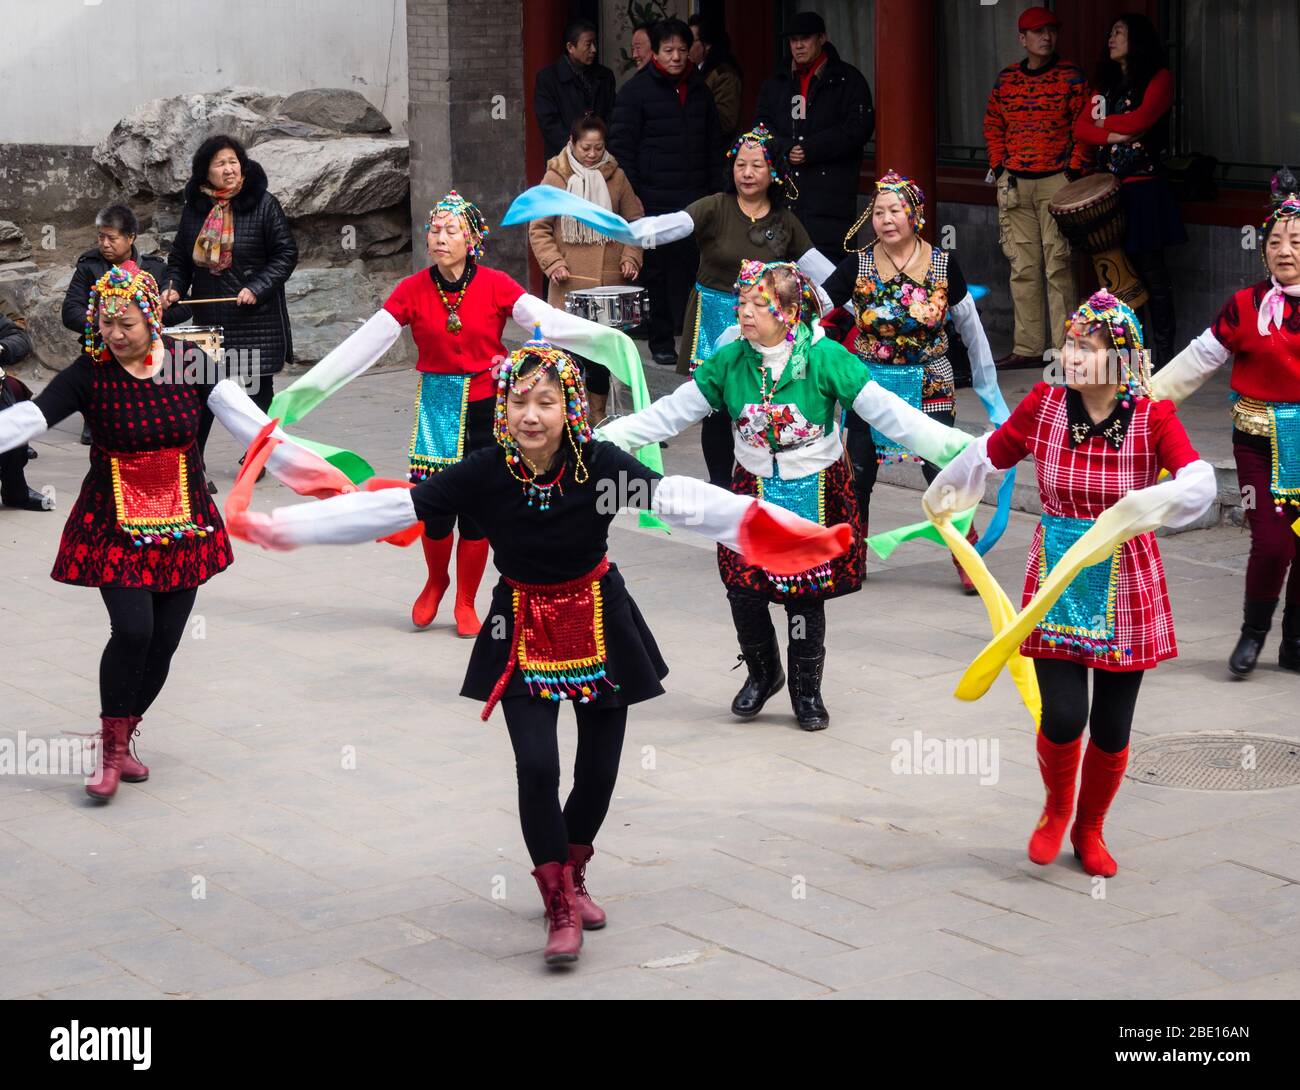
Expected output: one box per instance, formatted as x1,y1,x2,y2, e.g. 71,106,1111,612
1,347,1298,1000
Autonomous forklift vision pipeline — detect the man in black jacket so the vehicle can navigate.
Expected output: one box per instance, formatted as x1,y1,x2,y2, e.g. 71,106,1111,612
0,311,49,511
609,17,724,364
534,17,617,161
754,11,874,265
62,204,190,443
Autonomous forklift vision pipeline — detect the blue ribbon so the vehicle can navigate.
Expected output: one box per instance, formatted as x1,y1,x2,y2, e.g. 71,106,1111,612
975,467,1016,555
502,186,640,246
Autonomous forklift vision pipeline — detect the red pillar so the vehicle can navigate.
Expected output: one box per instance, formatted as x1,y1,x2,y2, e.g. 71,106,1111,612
521,0,568,294
874,0,936,240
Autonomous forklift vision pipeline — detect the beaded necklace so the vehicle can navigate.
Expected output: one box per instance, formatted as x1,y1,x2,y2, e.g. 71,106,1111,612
435,279,467,334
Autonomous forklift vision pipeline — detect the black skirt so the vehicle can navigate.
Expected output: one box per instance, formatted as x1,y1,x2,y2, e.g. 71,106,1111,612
460,563,669,711
1121,177,1187,252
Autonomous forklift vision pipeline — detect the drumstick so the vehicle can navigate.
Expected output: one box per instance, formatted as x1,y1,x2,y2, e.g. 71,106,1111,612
184,296,242,305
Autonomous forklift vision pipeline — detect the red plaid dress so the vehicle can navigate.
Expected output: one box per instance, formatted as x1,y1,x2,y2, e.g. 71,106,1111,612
986,383,1200,671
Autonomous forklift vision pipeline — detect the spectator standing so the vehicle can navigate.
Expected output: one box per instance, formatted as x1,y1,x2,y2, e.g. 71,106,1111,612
534,17,617,161
689,14,743,147
1074,12,1187,369
609,17,724,366
984,6,1089,368
754,10,874,266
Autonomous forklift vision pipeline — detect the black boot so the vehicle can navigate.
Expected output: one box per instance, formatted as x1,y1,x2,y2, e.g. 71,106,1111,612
788,649,830,730
1228,599,1277,678
1,487,50,511
730,639,785,718
80,421,92,446
1280,606,1300,672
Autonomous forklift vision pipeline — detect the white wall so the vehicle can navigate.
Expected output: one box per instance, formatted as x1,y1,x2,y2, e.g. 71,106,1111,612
1,0,409,145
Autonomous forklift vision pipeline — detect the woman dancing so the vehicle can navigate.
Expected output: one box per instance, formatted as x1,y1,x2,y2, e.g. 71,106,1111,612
925,291,1215,876
227,334,849,965
0,265,351,801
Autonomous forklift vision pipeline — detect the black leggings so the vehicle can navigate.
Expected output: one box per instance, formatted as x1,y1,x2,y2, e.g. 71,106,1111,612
700,410,734,488
98,586,199,718
845,408,953,528
502,696,628,867
728,587,827,654
1033,658,1144,754
0,447,32,502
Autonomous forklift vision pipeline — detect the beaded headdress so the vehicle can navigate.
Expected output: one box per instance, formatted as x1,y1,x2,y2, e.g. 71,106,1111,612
733,259,820,342
426,190,490,260
1067,290,1151,405
844,168,926,253
493,330,592,485
84,264,163,361
726,124,799,200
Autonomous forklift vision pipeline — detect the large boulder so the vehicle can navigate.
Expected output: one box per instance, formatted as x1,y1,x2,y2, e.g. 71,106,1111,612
278,89,391,134
284,264,414,366
0,262,77,371
0,221,33,262
291,203,413,264
93,87,275,197
252,137,409,218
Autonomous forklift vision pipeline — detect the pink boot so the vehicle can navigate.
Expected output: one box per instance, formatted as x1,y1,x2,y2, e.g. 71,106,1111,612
567,843,607,930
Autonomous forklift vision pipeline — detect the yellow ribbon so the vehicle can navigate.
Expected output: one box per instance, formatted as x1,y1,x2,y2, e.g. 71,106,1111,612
930,513,1041,727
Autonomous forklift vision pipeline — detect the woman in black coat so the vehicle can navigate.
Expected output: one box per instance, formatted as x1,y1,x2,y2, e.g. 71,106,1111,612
164,134,298,460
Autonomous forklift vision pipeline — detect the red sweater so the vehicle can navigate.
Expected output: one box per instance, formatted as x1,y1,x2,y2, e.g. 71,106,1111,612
383,266,525,402
984,56,1091,175
1211,281,1300,403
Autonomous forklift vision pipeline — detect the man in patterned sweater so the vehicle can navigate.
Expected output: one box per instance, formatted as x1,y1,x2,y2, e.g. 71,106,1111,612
984,6,1089,368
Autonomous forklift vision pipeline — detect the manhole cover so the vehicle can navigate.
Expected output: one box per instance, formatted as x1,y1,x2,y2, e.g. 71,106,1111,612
1128,732,1300,791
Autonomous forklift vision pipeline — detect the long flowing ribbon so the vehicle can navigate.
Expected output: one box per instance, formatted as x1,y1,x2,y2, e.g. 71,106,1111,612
930,515,1041,727
956,499,1165,703
974,468,1017,554
503,186,640,246
867,506,974,559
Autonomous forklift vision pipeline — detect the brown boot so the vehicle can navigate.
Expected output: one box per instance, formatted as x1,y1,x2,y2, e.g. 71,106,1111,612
85,716,133,802
120,716,149,783
567,843,607,930
532,861,582,964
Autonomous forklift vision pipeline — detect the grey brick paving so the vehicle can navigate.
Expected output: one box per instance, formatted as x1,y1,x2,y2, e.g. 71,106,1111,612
1,342,1297,998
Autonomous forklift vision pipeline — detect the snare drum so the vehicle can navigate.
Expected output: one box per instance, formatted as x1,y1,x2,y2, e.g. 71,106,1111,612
168,325,224,363
1049,175,1148,309
563,285,649,330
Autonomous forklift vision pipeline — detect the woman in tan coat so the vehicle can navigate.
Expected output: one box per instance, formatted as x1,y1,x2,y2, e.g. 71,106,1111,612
529,114,643,422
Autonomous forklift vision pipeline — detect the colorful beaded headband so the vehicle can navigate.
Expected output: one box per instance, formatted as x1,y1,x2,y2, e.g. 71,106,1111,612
426,190,490,260
493,329,592,477
1260,197,1300,266
84,264,164,362
844,168,927,252
733,259,820,343
1068,290,1151,404
726,124,799,199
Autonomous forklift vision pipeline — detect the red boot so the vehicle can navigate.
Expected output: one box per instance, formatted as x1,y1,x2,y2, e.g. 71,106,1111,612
951,527,979,595
412,532,453,628
567,843,606,930
1027,733,1081,864
120,715,149,783
1070,742,1130,878
532,861,582,964
453,536,489,638
85,716,134,802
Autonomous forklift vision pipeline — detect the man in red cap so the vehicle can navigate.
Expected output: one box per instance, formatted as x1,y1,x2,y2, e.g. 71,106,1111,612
984,6,1089,368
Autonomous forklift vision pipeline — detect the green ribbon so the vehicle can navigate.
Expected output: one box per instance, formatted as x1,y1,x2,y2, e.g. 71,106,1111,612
866,506,976,560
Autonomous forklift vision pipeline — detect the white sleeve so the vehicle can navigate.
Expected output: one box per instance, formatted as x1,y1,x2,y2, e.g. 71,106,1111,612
627,211,696,249
951,294,1009,425
922,433,1000,519
595,381,713,451
0,400,47,456
1157,459,1218,529
851,380,974,467
1148,329,1231,405
651,475,752,551
207,380,347,495
796,247,837,285
292,308,402,398
241,488,419,550
511,293,632,359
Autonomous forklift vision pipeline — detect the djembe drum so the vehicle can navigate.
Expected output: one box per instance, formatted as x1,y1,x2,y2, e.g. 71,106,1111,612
1049,175,1148,309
